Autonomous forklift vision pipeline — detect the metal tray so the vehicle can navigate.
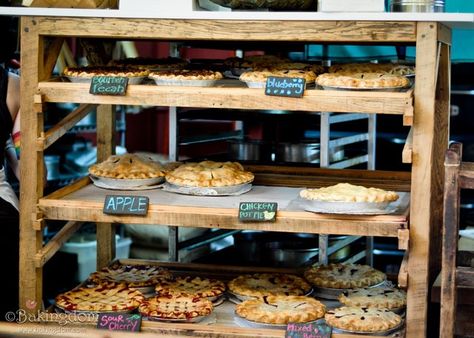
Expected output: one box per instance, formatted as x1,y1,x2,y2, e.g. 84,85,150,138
331,319,405,336
299,198,397,215
66,76,146,84
90,175,164,190
150,78,220,87
162,182,252,196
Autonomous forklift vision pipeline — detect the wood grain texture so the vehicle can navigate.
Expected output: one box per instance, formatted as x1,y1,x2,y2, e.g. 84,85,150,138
399,251,409,288
36,17,417,43
402,127,413,164
38,82,413,115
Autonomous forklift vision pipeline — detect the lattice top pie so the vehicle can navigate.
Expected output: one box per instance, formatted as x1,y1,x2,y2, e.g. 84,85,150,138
316,72,410,89
138,295,213,320
89,154,165,179
89,263,173,288
63,66,149,78
325,306,402,332
165,161,254,187
338,286,407,310
236,295,326,324
155,276,226,299
228,273,312,298
148,69,223,80
240,69,317,84
55,282,145,312
304,263,386,289
329,62,415,76
299,183,399,203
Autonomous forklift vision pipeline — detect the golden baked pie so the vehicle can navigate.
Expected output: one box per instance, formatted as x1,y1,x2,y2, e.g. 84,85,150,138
338,286,407,310
109,57,188,71
138,295,213,320
299,183,399,203
329,62,415,76
55,282,144,312
304,263,386,289
325,306,402,332
235,295,325,324
228,273,312,298
155,276,226,299
63,66,149,78
316,72,410,89
148,69,223,81
240,69,317,84
89,263,173,288
165,161,254,187
255,62,325,75
89,153,165,179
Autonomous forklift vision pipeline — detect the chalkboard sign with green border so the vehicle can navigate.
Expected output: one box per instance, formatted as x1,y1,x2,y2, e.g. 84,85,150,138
90,76,128,96
238,202,277,222
103,195,149,216
265,76,306,98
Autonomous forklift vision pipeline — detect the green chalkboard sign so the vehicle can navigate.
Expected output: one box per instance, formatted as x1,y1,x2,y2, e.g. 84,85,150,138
103,195,149,216
90,76,128,96
97,313,142,332
285,322,332,338
238,202,277,222
265,76,306,98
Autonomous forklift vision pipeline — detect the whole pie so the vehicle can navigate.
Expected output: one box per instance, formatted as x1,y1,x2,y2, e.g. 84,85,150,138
89,153,165,179
325,306,402,332
316,72,410,89
304,263,386,289
329,62,415,76
299,183,399,203
55,282,145,312
235,295,325,324
148,69,223,81
240,69,317,84
165,161,254,187
63,66,149,78
155,276,226,299
338,286,407,310
228,273,312,298
89,263,173,288
138,295,213,320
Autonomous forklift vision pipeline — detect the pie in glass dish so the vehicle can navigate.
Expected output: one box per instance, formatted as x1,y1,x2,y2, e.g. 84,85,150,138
138,295,213,321
325,306,402,333
304,263,386,289
338,286,407,310
235,295,325,324
89,153,165,180
228,273,312,299
165,161,254,187
155,276,226,300
55,282,145,313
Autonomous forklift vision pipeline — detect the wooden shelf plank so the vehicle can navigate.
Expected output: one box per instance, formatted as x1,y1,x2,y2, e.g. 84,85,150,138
38,82,413,115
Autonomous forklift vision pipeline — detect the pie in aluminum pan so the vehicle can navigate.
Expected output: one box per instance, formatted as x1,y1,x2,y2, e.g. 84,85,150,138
55,282,144,312
315,72,410,89
138,295,213,320
299,183,399,203
165,160,254,187
228,273,312,298
338,286,407,310
89,262,173,288
235,295,325,324
304,263,386,289
155,276,226,299
63,66,149,78
148,69,223,80
325,306,402,332
89,153,165,180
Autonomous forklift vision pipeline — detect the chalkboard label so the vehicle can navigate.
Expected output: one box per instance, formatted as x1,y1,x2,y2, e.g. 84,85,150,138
103,195,149,216
285,322,332,338
90,76,128,96
238,202,277,222
265,76,306,98
97,313,142,332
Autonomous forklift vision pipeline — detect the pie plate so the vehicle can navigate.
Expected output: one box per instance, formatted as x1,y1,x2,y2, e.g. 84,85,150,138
299,198,396,215
150,78,220,87
331,318,405,336
90,175,164,190
162,182,252,196
320,85,410,92
66,76,146,85
234,314,325,330
311,280,386,300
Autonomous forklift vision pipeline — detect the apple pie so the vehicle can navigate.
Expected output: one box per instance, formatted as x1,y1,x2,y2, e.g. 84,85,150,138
228,273,312,299
138,295,213,320
316,72,410,89
338,286,407,310
165,161,254,187
235,295,325,324
89,263,173,288
63,66,149,78
325,306,402,332
55,282,145,312
299,183,399,203
304,263,386,289
89,153,165,180
155,276,226,299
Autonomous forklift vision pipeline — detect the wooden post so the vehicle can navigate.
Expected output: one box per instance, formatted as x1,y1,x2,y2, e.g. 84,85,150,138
407,22,451,337
96,104,116,269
